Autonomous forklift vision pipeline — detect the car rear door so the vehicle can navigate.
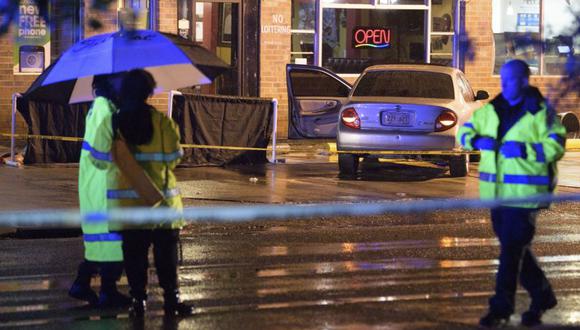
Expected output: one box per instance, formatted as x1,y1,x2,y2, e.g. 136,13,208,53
286,64,352,139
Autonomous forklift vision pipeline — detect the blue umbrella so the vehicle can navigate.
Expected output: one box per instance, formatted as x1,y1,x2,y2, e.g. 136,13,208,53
24,30,229,104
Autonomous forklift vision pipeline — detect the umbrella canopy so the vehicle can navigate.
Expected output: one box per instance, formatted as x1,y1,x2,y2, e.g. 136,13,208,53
24,30,229,104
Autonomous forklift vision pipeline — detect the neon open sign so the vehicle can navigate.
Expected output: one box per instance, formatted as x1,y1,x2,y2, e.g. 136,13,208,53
353,27,391,49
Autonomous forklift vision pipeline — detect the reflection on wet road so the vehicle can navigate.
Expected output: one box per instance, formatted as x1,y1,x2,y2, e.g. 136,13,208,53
1,156,580,329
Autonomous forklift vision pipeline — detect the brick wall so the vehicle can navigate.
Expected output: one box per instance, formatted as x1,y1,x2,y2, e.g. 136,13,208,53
464,0,580,116
259,0,292,138
0,26,37,138
151,0,177,113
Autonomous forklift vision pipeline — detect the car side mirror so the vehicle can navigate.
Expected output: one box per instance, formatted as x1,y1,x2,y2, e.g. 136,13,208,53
475,90,489,101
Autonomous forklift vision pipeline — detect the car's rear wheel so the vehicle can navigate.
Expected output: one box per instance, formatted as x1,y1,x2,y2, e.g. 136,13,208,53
338,153,359,177
449,154,469,177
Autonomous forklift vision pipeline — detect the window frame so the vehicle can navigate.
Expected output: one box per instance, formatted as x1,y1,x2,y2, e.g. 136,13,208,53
318,1,429,75
491,0,577,77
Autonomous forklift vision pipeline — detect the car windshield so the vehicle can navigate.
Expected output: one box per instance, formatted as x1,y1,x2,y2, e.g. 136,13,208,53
353,70,455,99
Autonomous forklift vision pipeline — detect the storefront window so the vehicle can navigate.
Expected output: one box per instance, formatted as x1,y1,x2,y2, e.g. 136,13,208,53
542,0,580,75
492,0,579,76
492,0,541,74
322,8,425,73
291,0,315,65
119,0,151,30
430,0,454,66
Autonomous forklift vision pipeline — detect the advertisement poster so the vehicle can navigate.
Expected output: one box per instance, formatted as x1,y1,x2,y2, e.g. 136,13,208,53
13,0,50,74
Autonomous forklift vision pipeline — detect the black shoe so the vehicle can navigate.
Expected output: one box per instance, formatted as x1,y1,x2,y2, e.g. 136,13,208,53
98,291,132,308
163,302,193,316
521,310,543,327
163,291,193,316
521,294,557,328
129,299,146,318
479,311,510,328
68,284,99,306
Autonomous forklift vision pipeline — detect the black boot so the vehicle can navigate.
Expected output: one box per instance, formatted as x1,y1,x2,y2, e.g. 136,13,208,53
69,283,99,306
163,291,193,316
479,310,510,328
69,261,98,306
521,292,557,327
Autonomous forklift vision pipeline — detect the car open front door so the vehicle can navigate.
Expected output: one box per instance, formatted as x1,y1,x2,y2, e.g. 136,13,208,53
286,64,352,139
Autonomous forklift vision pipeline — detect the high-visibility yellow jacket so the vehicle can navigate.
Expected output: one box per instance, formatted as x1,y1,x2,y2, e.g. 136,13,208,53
78,96,123,262
457,89,566,208
108,107,185,229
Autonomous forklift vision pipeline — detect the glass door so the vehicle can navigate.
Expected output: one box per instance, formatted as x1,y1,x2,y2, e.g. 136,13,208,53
178,0,240,95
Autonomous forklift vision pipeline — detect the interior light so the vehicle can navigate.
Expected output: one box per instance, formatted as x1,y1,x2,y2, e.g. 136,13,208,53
506,1,514,15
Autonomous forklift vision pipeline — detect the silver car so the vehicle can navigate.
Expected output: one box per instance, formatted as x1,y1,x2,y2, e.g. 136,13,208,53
286,64,489,177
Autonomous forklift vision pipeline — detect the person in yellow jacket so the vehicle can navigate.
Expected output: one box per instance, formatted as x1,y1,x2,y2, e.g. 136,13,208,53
109,69,192,317
69,74,131,308
457,60,566,327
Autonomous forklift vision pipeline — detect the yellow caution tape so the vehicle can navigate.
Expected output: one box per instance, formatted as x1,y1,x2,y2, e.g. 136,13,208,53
0,133,83,142
180,144,270,151
2,133,579,153
336,150,473,156
0,133,270,151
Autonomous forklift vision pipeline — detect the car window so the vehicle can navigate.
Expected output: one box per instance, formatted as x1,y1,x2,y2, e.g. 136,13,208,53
353,71,454,99
457,73,475,102
290,69,350,97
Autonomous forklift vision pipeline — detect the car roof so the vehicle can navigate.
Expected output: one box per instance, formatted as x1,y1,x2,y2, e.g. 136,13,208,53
362,64,459,75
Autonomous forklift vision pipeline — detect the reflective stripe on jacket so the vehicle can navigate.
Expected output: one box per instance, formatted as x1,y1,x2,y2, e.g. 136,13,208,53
457,90,566,208
78,96,123,262
108,108,185,230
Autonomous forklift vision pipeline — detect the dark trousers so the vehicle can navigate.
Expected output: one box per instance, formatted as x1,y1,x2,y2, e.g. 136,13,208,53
121,229,180,301
489,207,553,315
73,260,124,293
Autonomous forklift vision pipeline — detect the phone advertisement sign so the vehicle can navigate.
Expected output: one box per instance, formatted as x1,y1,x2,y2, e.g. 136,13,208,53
13,0,50,74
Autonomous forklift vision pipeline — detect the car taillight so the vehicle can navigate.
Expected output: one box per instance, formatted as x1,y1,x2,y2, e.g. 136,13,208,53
341,108,360,129
434,110,457,132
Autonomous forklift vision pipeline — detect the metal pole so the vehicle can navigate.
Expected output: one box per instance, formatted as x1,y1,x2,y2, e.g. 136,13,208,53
167,90,182,119
7,93,21,167
271,98,278,163
10,93,20,161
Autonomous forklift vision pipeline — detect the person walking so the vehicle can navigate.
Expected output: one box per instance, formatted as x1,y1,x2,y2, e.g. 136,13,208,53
108,69,192,317
457,59,566,328
70,74,131,308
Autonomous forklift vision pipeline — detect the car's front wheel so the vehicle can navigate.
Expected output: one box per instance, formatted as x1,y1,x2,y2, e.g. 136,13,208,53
449,154,469,177
338,153,359,177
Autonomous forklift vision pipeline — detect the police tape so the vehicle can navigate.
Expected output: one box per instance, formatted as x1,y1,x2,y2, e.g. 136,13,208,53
0,133,271,151
0,193,579,227
0,133,83,142
2,133,579,154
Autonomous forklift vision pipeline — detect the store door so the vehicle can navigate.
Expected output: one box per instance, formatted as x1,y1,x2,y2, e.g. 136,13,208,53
179,0,240,95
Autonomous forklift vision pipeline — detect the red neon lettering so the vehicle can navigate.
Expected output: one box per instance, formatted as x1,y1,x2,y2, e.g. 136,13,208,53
365,29,374,43
354,28,391,46
373,30,382,44
354,29,366,44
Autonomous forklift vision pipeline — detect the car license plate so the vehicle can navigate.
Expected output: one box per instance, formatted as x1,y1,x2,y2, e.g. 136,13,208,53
382,111,414,127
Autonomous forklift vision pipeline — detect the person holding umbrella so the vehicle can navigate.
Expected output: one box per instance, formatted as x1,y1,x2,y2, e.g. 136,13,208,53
70,74,132,308
108,69,192,317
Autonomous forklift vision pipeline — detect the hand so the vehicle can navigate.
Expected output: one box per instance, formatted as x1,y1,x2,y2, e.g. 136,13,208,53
500,141,527,159
472,136,496,151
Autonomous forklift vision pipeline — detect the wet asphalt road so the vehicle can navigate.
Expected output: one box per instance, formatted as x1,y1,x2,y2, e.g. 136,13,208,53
1,154,580,329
